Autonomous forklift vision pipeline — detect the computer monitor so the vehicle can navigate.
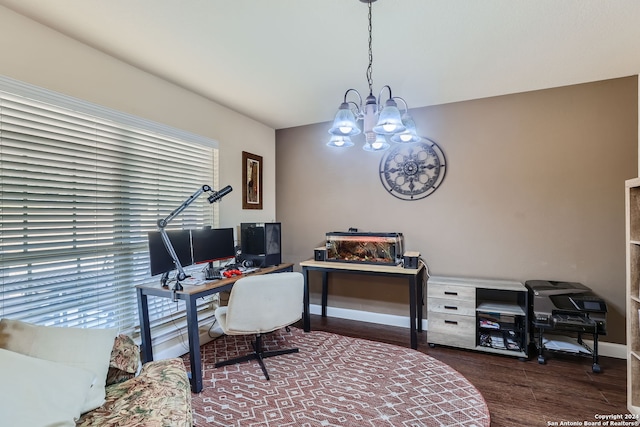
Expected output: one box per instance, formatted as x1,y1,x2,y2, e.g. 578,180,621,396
191,227,236,268
240,222,281,267
147,229,193,276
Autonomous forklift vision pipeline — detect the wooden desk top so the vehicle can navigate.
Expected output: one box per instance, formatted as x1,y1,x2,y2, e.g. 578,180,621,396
427,275,525,291
299,259,424,275
137,263,294,296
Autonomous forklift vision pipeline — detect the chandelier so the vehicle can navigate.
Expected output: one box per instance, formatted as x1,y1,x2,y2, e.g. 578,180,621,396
327,0,421,151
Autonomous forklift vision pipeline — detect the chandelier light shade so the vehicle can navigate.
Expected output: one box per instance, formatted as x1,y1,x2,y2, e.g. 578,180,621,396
363,133,390,152
328,102,361,137
327,0,422,150
327,134,355,148
371,98,406,135
390,113,422,143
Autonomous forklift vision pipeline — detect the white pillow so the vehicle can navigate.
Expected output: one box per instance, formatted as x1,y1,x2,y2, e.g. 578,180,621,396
0,348,96,427
0,318,117,413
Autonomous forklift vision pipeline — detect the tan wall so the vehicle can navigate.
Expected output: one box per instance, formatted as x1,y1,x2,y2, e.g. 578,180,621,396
2,5,637,345
0,6,277,228
276,77,638,344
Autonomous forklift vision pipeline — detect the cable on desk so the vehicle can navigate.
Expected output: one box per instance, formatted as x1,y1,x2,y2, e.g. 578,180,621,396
418,257,431,309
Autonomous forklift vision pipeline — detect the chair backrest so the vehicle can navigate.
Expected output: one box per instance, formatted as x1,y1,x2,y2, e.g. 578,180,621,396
224,271,304,334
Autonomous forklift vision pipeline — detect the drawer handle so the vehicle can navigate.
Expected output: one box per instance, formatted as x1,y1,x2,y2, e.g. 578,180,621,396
444,305,458,310
444,291,458,296
444,320,458,325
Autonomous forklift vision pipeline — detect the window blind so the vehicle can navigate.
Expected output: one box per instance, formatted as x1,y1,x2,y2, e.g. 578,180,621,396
0,76,219,339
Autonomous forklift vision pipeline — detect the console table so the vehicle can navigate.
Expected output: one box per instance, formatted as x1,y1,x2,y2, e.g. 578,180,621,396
299,259,426,349
136,263,294,393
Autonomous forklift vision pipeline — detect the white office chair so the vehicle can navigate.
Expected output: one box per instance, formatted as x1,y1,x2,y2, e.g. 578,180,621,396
214,271,304,380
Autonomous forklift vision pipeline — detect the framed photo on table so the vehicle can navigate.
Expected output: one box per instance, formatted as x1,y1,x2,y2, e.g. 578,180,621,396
242,151,262,210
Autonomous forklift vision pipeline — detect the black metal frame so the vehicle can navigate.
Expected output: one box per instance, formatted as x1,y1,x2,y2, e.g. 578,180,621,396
215,330,299,380
533,323,601,373
300,261,425,350
136,263,296,393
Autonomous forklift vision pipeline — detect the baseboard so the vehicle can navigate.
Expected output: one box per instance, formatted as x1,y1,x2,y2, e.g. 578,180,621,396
309,304,429,330
152,323,223,360
309,304,626,359
579,339,626,360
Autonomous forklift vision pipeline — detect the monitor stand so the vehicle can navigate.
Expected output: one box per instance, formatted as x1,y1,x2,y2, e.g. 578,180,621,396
160,271,184,290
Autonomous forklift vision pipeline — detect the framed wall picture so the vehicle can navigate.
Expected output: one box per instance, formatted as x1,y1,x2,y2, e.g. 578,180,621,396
242,151,263,210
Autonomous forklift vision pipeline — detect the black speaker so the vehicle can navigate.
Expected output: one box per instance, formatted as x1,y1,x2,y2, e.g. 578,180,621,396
314,247,326,261
240,222,281,267
403,251,420,269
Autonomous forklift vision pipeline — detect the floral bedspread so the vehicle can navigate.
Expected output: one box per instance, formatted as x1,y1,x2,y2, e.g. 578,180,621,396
76,358,192,427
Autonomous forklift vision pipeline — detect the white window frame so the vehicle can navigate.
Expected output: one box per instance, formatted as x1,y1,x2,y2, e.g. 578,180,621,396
0,76,221,349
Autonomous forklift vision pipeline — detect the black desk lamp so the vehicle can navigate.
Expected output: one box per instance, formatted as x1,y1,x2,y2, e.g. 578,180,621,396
157,184,232,300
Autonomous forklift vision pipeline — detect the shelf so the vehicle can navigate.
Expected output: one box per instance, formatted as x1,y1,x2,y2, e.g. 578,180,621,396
540,334,592,356
478,324,518,332
476,302,525,316
478,330,523,353
626,178,640,413
630,350,640,415
474,345,527,358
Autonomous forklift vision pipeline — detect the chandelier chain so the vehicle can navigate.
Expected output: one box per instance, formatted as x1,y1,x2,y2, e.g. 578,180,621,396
366,0,373,95
328,0,421,149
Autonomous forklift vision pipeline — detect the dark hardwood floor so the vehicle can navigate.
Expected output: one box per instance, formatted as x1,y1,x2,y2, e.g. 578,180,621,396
304,315,628,427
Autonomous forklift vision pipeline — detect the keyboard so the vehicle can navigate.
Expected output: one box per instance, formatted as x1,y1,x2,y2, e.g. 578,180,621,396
204,268,223,280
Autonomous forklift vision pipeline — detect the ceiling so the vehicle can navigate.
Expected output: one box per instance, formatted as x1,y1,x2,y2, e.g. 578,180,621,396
1,0,640,130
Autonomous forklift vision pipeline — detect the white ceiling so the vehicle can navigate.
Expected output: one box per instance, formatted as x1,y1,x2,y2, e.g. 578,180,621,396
1,0,640,130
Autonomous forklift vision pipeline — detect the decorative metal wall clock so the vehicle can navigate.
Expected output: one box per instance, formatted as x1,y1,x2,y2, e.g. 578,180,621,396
379,139,447,201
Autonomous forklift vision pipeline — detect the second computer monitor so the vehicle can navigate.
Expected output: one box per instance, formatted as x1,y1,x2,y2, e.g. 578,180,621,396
147,229,193,277
191,227,236,266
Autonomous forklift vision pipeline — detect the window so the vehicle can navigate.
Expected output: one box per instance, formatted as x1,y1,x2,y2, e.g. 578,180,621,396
0,76,219,338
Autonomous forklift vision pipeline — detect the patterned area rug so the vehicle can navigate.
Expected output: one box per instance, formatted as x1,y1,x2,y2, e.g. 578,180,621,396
183,328,490,426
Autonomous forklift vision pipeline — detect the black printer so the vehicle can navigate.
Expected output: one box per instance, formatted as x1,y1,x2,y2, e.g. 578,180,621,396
525,280,607,334
525,280,607,372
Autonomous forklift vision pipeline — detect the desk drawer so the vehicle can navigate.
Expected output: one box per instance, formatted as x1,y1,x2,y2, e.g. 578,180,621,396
427,284,475,301
427,312,476,349
428,297,475,316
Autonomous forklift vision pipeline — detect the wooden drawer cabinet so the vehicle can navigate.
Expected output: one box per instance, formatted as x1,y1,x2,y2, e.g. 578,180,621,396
427,283,475,301
428,297,476,316
427,311,476,349
427,281,477,349
427,275,529,358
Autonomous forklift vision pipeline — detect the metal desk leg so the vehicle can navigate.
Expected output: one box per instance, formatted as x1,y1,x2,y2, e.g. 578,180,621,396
592,332,601,373
416,271,423,333
409,275,417,350
302,267,311,332
321,271,328,317
136,288,153,363
537,327,546,364
184,295,203,393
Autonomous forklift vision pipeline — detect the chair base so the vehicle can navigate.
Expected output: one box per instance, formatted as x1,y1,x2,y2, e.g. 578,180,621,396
215,333,298,380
